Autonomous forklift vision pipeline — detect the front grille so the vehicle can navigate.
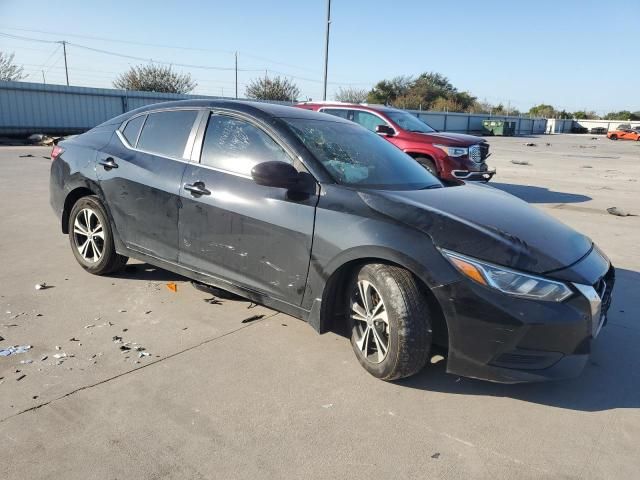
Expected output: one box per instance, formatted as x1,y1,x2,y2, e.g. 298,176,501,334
469,143,489,163
595,266,615,315
469,144,482,163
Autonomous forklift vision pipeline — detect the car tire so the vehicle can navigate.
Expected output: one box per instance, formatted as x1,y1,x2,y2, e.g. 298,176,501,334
610,134,617,140
416,157,438,177
68,196,128,275
347,263,432,381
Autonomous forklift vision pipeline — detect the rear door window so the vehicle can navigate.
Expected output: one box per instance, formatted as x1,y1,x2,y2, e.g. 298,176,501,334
121,115,146,146
321,108,351,120
352,110,387,132
136,110,198,159
200,114,291,176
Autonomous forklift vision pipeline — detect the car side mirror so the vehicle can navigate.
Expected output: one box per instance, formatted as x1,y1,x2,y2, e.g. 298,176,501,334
375,125,395,136
251,161,301,190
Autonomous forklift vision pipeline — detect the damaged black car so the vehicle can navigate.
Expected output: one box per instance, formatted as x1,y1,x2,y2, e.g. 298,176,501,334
50,100,614,383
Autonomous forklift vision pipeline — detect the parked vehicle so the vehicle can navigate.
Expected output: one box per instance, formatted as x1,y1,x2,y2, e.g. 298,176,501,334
50,100,614,383
607,125,640,141
295,102,494,182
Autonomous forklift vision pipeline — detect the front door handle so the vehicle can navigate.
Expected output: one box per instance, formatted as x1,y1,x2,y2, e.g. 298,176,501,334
99,157,118,170
184,181,211,196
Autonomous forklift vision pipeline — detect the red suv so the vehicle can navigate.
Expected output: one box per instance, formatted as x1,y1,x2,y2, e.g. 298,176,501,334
295,102,494,182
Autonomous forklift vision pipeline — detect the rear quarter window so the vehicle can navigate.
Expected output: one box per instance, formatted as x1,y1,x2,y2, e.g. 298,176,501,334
121,115,146,146
136,110,199,158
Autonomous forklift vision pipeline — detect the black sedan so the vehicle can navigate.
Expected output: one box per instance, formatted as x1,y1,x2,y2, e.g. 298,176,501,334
50,100,614,383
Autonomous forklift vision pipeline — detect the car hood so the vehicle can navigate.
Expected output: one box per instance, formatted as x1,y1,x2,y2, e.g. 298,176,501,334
359,183,592,274
406,131,485,147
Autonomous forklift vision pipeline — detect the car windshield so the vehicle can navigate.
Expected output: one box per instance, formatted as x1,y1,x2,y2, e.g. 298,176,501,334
283,118,442,190
385,111,436,133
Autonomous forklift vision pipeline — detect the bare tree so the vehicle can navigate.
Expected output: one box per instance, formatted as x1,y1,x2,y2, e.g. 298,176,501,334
0,52,26,81
246,76,299,101
334,86,368,103
113,64,196,94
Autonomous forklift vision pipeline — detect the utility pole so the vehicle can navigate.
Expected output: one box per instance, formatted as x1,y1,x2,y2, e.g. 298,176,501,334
234,51,238,99
61,40,69,86
322,0,331,100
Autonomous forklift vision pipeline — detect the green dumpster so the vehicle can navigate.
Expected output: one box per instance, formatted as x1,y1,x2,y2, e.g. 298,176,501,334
482,119,516,136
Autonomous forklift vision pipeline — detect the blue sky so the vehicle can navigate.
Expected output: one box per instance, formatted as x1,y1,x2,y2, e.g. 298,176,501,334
0,0,635,114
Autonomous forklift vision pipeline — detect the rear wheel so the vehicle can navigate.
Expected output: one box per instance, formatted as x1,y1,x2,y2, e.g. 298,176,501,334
610,134,617,140
68,196,128,275
347,264,432,381
415,156,438,177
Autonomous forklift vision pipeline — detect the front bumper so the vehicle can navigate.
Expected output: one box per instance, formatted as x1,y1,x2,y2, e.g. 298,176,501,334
451,168,496,182
432,264,614,383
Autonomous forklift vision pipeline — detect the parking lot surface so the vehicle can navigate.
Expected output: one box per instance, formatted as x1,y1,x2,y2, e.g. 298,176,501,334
1,134,639,479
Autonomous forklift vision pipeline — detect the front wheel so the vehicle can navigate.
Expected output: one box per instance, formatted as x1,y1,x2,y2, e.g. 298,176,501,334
609,134,617,140
348,264,432,381
415,156,438,177
68,196,128,275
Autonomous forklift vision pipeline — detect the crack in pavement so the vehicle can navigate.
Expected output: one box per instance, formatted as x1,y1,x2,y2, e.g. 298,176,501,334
0,311,281,424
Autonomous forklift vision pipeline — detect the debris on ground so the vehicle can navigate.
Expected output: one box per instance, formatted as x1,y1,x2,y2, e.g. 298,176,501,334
545,143,551,146
0,345,32,357
69,337,79,342
241,314,265,324
322,403,333,409
144,310,152,314
40,355,48,361
607,207,636,217
524,143,537,147
118,309,126,313
16,374,26,381
53,352,72,359
112,335,123,343
166,282,178,292
55,345,61,350
27,133,55,146
582,165,593,168
84,324,95,329
138,351,150,358
511,159,530,165
19,359,33,364
431,453,441,459
0,335,3,341
204,297,222,305
35,282,52,290
591,137,599,140
19,154,35,158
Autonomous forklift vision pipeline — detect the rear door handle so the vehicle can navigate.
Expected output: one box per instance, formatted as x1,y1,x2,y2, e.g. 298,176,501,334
99,157,118,170
184,181,211,196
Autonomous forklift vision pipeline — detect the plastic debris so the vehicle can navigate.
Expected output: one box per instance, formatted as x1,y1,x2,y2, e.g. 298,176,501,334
241,314,265,324
16,374,26,381
55,345,62,350
53,353,71,359
524,142,537,147
19,359,33,364
431,453,441,459
607,207,635,217
112,336,123,343
35,283,49,290
69,337,79,342
138,351,150,358
511,159,530,165
166,282,178,292
321,403,333,409
40,355,48,361
84,324,95,329
0,345,32,357
118,309,126,313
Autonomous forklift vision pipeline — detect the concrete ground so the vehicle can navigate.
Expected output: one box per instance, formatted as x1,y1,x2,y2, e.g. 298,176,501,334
0,134,638,479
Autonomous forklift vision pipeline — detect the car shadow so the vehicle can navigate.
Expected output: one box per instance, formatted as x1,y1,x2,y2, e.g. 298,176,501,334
490,182,592,204
112,263,186,282
396,268,640,412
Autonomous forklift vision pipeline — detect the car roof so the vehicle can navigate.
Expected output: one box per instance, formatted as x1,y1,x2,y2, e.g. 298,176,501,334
297,102,402,114
99,99,353,127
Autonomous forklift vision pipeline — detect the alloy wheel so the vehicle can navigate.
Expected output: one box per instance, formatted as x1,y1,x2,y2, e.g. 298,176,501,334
350,280,390,363
73,208,104,263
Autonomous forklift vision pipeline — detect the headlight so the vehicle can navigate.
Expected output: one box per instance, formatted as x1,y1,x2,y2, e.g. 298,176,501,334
433,144,468,157
441,249,573,302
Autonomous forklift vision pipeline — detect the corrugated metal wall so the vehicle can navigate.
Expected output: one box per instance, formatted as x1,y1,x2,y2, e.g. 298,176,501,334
0,81,232,135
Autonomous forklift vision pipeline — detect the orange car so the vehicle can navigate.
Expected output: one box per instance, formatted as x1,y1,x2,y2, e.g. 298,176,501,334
607,124,640,141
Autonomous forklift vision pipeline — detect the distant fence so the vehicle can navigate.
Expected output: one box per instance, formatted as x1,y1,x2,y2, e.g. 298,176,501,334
0,80,635,137
0,81,291,136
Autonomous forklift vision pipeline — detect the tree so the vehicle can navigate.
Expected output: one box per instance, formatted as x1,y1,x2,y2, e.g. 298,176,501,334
528,104,557,118
246,75,299,101
0,52,26,81
602,110,640,121
334,86,368,103
113,64,196,94
572,111,599,120
366,72,476,112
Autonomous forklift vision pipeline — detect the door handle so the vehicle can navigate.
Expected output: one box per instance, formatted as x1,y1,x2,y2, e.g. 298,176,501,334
184,182,211,196
99,157,118,170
